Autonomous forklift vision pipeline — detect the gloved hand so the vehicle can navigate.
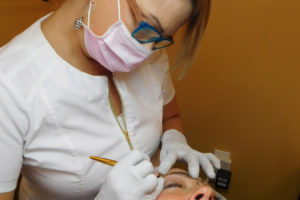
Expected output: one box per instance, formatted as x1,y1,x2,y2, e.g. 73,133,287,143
142,176,164,200
95,150,164,200
158,129,221,179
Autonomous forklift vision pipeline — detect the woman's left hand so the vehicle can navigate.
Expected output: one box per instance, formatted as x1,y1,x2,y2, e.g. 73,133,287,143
158,129,221,179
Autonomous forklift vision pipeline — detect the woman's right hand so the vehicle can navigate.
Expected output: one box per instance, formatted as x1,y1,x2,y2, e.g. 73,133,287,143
95,150,164,200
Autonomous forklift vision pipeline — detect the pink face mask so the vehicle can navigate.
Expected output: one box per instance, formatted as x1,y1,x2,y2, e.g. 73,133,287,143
82,0,152,73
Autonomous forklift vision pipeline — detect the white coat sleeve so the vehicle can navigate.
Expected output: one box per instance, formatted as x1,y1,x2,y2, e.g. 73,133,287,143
0,76,29,192
152,50,175,105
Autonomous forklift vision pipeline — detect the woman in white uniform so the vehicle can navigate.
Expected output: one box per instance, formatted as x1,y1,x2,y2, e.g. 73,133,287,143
0,0,220,199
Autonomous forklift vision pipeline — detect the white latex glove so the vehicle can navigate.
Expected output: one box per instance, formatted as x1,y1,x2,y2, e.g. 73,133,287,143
143,176,164,200
158,129,221,179
95,150,164,200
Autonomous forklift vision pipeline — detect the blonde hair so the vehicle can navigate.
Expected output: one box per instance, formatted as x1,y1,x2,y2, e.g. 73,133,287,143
176,0,211,80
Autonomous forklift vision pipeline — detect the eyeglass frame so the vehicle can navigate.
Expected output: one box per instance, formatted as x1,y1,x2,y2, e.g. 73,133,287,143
132,21,174,50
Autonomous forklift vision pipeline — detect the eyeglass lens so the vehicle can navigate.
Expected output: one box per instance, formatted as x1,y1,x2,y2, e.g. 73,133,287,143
153,40,173,49
133,27,160,42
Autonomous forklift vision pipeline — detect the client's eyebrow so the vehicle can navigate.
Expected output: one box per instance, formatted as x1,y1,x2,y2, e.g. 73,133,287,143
165,171,207,185
164,171,190,178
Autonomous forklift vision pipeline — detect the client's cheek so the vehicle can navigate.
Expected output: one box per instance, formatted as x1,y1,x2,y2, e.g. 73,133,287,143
156,191,185,200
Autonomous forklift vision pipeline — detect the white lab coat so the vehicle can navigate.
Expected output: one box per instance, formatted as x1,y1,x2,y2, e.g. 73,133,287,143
0,14,175,200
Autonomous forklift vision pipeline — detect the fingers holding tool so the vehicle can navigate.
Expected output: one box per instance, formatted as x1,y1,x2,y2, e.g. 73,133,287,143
93,150,163,200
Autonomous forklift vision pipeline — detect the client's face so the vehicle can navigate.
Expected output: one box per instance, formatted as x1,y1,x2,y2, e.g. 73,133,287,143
157,168,215,200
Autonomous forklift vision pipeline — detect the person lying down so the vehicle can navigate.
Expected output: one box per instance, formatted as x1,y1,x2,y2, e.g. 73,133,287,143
157,168,223,200
157,168,225,200
94,150,226,200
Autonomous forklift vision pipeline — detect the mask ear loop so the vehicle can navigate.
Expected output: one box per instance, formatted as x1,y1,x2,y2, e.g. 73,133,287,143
117,0,121,21
87,1,93,28
75,1,95,30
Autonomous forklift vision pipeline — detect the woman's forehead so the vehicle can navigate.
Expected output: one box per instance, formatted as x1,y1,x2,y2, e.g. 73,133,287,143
136,0,193,35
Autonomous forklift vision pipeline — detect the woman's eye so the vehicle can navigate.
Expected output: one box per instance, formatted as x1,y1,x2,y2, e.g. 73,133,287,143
164,182,183,189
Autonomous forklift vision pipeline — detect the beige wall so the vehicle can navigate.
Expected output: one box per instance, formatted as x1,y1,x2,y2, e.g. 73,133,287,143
0,1,54,45
170,0,300,199
1,0,299,199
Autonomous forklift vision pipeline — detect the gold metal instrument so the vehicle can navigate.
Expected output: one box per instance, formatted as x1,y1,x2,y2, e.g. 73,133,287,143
90,156,117,166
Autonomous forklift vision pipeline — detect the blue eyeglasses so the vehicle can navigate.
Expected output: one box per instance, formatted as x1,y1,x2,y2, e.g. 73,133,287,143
132,21,174,50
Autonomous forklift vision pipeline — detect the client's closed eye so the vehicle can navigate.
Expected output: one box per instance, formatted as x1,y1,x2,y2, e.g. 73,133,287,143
164,182,183,189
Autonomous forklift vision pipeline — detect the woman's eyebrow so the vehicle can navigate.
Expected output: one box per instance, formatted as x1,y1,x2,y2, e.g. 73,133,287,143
141,12,165,34
148,13,165,34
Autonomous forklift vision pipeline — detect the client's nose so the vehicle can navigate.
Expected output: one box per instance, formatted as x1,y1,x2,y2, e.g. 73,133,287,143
190,186,215,200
